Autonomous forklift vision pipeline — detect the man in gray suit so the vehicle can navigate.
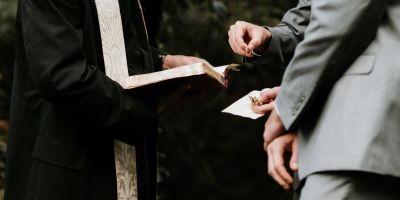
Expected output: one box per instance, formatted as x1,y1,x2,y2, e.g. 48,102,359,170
229,0,310,192
229,0,400,199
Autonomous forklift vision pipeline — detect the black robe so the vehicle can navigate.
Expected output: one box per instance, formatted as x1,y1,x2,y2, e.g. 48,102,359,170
5,0,162,199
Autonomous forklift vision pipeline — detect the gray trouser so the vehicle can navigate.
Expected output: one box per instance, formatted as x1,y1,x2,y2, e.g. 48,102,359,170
295,171,400,200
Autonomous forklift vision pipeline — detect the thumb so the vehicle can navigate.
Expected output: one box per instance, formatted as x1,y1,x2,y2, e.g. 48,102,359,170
289,135,299,171
247,38,262,51
247,31,263,50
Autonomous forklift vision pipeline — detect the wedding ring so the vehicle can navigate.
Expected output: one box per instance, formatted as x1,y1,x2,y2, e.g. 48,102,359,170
248,95,258,103
251,49,262,57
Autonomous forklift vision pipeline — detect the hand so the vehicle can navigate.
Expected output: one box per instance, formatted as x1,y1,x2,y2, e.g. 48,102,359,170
228,21,272,57
162,55,211,70
251,87,280,114
263,109,285,147
266,133,298,190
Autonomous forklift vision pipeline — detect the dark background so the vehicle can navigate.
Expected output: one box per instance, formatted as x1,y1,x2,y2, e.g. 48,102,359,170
0,0,297,199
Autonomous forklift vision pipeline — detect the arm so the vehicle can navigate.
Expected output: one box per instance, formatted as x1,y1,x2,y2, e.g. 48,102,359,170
276,0,388,130
228,0,311,68
253,0,311,67
23,0,156,137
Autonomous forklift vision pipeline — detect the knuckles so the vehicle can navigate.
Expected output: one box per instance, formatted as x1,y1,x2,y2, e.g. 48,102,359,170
235,20,244,25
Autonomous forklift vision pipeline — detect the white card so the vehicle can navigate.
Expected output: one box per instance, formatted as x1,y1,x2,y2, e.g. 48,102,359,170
222,90,264,119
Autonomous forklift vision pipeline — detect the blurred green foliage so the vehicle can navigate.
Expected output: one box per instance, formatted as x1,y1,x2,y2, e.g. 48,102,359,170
156,0,297,199
0,0,298,199
0,0,16,197
0,0,16,120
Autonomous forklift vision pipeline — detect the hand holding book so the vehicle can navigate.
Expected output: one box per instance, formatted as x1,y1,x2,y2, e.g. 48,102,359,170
125,62,239,97
162,55,211,70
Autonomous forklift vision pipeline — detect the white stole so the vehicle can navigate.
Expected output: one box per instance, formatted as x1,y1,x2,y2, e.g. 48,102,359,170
94,0,141,199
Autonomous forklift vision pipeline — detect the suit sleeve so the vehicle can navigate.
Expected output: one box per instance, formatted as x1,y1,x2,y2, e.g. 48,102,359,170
275,0,388,130
250,0,311,67
22,0,157,138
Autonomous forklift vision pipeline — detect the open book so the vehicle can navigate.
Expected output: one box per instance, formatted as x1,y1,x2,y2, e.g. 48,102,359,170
125,62,239,95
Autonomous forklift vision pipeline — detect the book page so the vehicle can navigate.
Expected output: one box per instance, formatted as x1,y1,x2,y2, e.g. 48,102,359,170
212,64,240,77
222,90,264,119
125,63,207,89
212,65,229,75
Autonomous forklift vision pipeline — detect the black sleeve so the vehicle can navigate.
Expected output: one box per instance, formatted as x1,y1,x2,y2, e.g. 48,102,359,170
22,0,157,138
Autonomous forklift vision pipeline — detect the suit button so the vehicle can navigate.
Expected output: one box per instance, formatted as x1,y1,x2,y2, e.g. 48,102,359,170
300,95,306,102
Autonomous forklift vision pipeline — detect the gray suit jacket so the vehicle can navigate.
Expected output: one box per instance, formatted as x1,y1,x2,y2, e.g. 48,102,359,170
275,0,400,180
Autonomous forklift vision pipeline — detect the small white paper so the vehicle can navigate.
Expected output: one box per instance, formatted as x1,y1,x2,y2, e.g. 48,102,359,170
222,90,264,119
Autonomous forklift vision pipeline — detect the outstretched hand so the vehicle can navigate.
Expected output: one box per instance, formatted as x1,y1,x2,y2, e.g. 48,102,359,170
228,21,272,57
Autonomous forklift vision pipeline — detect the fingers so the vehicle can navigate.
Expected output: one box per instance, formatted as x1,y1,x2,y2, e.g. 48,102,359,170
232,24,248,54
266,133,299,190
181,56,209,66
248,26,271,51
289,133,299,171
163,55,212,69
251,87,280,114
200,59,213,68
228,21,263,57
228,22,249,56
247,30,264,51
266,139,293,190
270,144,294,186
252,101,275,114
228,21,272,57
260,87,280,103
267,153,291,190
